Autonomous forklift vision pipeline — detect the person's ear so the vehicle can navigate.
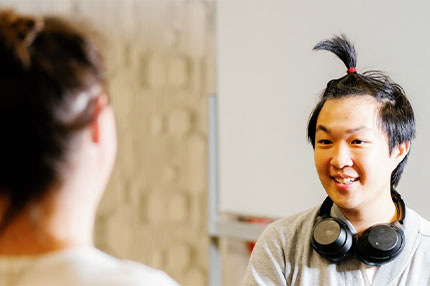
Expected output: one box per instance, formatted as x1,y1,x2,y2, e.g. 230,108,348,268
393,141,411,163
91,94,109,143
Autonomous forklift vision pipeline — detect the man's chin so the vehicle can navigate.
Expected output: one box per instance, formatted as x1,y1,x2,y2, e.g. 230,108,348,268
326,190,360,209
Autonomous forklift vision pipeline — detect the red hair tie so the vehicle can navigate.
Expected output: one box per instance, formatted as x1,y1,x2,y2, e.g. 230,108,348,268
347,67,357,74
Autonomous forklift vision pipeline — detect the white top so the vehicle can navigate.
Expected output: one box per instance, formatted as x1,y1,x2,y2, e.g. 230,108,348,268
0,247,178,286
360,263,379,286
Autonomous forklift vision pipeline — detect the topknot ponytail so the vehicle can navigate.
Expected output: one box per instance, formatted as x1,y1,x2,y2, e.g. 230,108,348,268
313,34,357,70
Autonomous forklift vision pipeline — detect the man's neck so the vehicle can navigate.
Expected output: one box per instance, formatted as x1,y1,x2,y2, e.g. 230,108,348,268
338,194,398,235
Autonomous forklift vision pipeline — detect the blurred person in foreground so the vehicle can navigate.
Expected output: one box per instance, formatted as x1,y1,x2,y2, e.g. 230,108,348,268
0,9,177,286
243,35,430,285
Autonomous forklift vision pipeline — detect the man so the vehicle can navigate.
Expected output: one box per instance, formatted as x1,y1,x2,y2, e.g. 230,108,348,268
243,35,430,286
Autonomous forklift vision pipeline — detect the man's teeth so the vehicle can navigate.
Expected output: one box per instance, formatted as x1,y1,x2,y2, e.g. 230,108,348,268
334,177,357,184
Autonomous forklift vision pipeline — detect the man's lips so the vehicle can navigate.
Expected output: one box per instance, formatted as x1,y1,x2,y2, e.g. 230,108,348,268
331,176,359,184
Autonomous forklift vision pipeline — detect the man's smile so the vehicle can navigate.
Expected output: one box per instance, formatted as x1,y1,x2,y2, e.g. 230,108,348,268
332,177,359,184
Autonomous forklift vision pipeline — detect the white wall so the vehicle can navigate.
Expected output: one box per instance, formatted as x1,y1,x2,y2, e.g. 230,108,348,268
217,0,430,219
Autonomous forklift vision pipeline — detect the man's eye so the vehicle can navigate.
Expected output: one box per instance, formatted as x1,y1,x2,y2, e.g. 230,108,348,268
318,139,332,145
352,139,364,144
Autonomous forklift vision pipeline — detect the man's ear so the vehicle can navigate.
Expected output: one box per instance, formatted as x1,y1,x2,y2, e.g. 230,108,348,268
393,141,411,163
91,94,109,143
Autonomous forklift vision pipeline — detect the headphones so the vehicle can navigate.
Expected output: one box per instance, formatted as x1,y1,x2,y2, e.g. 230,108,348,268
311,191,406,266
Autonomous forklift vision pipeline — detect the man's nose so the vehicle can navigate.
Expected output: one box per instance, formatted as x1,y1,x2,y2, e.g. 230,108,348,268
330,142,353,169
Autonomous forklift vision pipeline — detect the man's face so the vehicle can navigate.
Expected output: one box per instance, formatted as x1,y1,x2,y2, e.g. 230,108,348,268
314,95,401,211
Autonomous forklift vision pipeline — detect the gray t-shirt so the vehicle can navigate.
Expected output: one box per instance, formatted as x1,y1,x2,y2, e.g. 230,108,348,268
244,204,430,286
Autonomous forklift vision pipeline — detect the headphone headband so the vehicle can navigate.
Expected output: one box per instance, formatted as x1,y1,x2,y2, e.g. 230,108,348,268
318,196,334,218
391,190,405,224
318,191,406,224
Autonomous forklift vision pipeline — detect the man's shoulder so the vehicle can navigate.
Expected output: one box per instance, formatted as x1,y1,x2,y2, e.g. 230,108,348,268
272,205,320,229
407,207,430,238
246,205,322,284
262,205,320,242
405,207,430,264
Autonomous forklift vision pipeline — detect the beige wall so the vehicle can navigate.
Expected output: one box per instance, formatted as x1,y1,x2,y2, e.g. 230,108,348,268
1,1,215,285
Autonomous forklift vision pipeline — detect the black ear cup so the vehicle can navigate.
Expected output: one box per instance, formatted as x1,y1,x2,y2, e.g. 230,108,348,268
356,224,405,266
311,217,355,262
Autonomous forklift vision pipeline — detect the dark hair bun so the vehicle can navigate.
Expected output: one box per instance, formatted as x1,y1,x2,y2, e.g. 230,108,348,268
0,9,44,67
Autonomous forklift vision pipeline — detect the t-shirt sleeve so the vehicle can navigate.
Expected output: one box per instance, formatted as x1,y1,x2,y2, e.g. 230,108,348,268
243,223,287,286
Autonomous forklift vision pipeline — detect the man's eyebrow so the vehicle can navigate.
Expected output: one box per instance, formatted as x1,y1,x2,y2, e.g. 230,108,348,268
316,125,330,134
316,125,371,134
346,126,371,133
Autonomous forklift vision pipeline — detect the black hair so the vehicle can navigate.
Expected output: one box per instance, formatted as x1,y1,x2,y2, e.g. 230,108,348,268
0,9,105,231
307,34,415,190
